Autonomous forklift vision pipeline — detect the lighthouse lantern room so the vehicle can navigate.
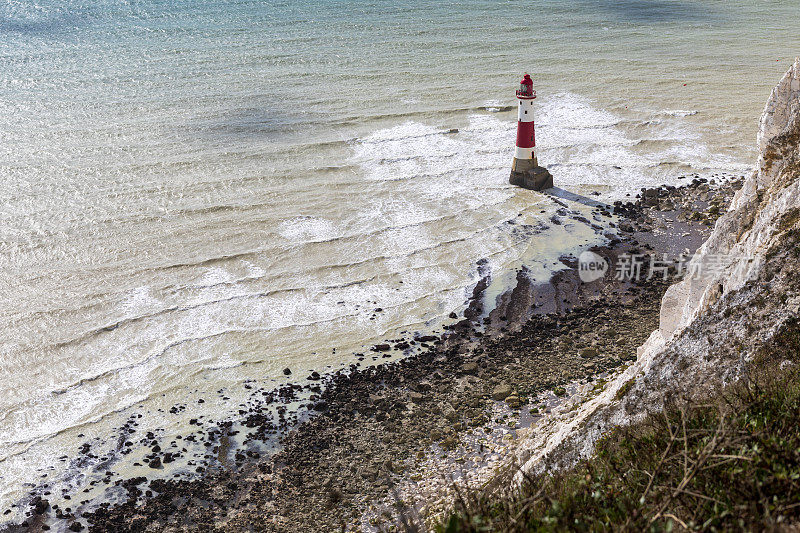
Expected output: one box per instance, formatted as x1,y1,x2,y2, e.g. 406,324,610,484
509,73,553,191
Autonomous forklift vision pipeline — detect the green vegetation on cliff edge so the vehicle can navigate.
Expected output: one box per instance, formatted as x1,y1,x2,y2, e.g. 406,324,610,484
437,319,800,532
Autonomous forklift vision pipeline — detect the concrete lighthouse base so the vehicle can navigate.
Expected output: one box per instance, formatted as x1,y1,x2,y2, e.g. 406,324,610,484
510,157,553,191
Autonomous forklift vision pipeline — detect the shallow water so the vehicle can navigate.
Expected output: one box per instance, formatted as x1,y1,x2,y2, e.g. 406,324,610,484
0,0,798,513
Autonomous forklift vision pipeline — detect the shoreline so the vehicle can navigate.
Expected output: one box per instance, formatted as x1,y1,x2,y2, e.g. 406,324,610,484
3,174,743,532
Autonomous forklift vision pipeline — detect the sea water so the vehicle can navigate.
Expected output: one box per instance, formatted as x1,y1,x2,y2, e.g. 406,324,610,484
0,0,798,513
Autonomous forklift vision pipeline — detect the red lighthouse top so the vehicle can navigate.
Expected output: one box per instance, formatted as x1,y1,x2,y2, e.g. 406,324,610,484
516,74,536,99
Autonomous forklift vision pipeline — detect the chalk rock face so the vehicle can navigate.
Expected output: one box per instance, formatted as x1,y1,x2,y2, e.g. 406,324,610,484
513,58,800,479
654,57,800,347
758,58,800,190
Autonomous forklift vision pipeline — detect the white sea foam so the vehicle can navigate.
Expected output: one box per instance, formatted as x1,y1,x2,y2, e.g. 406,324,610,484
122,286,159,314
665,109,699,117
482,99,505,112
277,216,339,243
193,266,235,290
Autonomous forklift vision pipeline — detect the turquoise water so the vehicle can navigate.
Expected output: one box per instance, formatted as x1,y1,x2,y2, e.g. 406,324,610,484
0,0,798,515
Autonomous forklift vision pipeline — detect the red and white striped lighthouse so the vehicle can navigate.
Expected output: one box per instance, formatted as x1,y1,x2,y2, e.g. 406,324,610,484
510,73,552,190
514,74,537,164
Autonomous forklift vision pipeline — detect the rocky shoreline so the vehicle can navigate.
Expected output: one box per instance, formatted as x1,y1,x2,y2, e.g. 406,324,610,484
3,175,743,533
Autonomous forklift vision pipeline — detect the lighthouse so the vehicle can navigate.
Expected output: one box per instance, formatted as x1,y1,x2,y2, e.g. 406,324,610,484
509,74,552,191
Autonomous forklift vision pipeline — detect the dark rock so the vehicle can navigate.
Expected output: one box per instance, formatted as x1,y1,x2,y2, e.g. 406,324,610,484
581,347,598,358
491,384,513,401
460,362,478,373
509,165,553,191
409,392,424,403
505,395,522,408
33,498,49,515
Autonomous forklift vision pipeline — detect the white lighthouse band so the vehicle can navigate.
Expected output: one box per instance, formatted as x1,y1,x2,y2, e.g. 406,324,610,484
514,146,537,160
517,97,536,122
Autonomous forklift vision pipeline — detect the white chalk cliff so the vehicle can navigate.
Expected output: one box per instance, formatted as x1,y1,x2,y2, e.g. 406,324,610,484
514,58,800,476
656,57,800,350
